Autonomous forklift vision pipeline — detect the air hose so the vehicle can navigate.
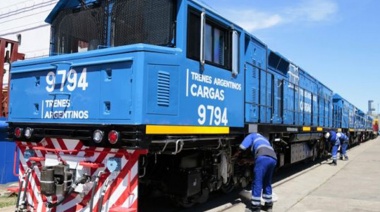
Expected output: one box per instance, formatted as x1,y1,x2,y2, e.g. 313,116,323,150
46,175,89,208
89,174,101,212
15,168,32,210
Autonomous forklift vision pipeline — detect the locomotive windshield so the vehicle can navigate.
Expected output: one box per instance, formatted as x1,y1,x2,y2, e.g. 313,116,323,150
51,0,176,55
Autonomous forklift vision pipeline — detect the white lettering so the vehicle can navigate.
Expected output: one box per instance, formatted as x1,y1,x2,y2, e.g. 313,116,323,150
45,99,71,108
304,92,312,99
304,103,311,113
198,104,228,126
44,110,89,119
188,71,241,91
300,101,312,113
45,68,89,92
213,78,242,90
191,72,212,84
190,84,225,101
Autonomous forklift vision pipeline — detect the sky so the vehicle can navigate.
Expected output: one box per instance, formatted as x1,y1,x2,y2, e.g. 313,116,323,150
1,0,379,113
206,0,380,113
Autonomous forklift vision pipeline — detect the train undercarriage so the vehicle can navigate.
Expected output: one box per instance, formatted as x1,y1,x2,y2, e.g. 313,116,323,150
137,130,328,207
138,128,374,207
10,123,374,211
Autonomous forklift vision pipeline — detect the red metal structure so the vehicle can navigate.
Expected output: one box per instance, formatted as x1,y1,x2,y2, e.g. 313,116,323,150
0,38,24,185
373,119,379,131
373,119,378,138
0,38,25,117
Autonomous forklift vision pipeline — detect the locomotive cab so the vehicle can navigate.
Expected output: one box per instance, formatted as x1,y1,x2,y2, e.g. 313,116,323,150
9,0,248,210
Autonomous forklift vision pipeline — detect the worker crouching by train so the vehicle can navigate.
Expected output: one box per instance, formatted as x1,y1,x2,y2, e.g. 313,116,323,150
337,132,349,160
233,133,277,212
325,130,340,166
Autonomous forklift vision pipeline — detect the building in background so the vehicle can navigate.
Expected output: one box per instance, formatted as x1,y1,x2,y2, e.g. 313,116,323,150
1,0,58,59
1,0,58,92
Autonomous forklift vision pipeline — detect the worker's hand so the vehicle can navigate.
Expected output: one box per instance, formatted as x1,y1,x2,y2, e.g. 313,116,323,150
237,158,254,165
231,150,241,160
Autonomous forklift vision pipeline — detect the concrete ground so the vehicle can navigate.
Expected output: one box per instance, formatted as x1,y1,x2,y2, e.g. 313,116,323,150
222,136,380,212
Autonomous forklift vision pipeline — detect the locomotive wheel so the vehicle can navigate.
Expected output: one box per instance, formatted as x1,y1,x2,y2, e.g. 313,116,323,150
176,197,195,208
311,141,323,162
317,140,326,159
311,142,318,161
221,178,235,193
176,187,210,207
197,187,210,203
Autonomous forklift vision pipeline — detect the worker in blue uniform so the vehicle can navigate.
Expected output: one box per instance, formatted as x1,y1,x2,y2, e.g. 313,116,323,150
233,133,277,212
337,131,349,160
324,130,340,166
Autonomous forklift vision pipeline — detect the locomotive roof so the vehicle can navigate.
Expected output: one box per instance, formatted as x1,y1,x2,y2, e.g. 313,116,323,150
45,0,98,23
46,0,218,24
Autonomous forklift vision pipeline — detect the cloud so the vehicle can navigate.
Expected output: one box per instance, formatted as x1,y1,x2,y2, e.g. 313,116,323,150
220,0,338,32
285,0,338,22
225,9,283,31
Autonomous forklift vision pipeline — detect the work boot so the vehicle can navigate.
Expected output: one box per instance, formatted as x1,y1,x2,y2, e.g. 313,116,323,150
263,202,273,212
250,205,261,212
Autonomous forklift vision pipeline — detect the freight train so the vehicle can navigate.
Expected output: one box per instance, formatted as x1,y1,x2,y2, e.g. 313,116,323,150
2,0,375,211
332,94,374,144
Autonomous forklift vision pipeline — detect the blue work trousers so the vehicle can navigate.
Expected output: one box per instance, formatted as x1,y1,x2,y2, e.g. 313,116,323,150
251,155,277,207
341,142,348,157
331,139,340,160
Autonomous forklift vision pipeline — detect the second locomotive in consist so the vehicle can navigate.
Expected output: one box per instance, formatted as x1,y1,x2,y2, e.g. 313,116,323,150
5,0,374,211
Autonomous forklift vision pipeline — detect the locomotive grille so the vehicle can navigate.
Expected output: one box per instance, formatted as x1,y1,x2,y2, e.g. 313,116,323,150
157,71,170,107
252,67,257,78
111,0,176,47
52,5,105,54
253,88,257,103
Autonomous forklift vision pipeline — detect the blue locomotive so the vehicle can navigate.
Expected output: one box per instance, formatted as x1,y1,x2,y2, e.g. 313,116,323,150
6,0,374,211
332,94,374,145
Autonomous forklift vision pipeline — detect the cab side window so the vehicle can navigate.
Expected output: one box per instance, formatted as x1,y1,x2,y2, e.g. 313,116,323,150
187,9,232,70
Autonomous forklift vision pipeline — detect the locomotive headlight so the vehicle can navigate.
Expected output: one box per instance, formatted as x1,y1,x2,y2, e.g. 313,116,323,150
93,130,104,143
24,127,34,139
14,127,23,138
108,130,119,144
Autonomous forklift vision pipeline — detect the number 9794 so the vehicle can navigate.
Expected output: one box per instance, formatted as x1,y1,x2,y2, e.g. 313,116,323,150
197,104,228,126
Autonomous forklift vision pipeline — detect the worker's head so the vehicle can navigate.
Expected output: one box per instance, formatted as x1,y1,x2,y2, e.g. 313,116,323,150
324,132,330,139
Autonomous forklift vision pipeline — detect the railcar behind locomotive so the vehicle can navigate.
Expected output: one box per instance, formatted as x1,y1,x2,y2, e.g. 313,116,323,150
4,0,374,211
332,94,374,145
